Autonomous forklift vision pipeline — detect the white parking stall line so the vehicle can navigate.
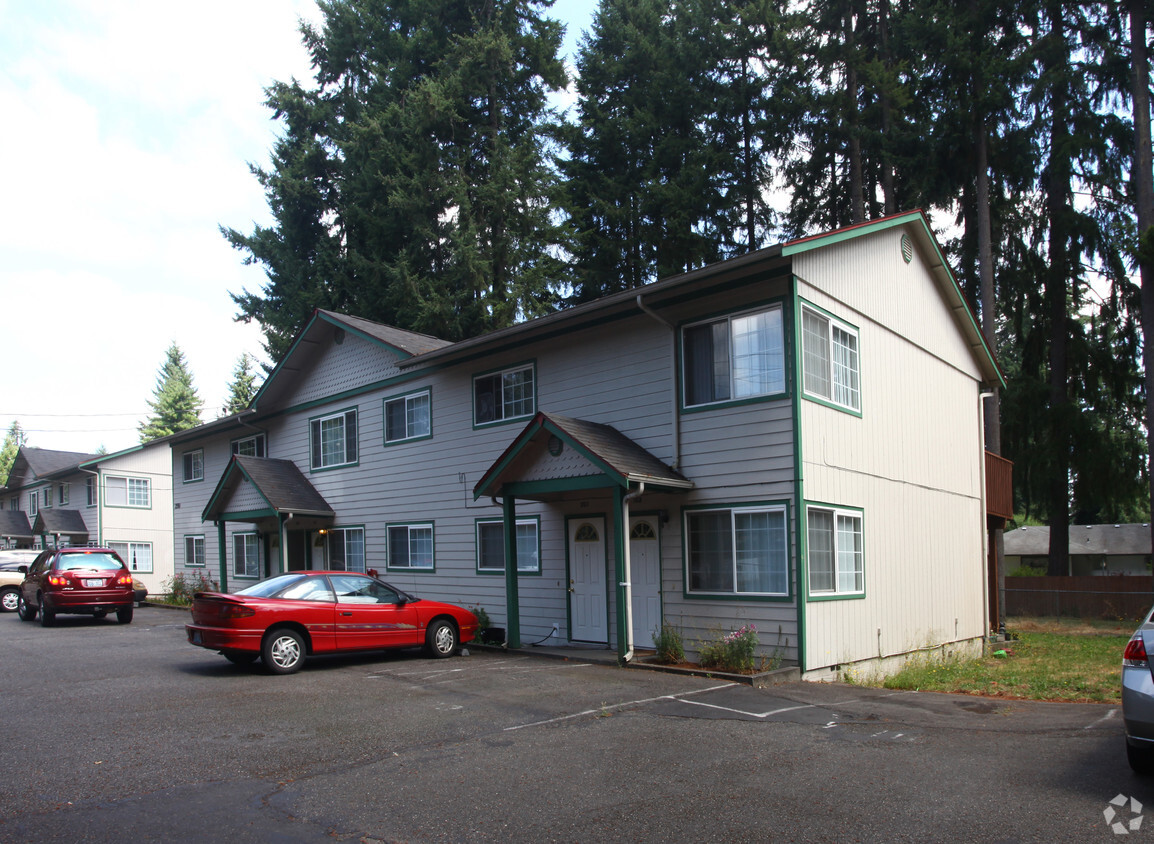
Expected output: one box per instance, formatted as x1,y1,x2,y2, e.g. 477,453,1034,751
505,682,736,731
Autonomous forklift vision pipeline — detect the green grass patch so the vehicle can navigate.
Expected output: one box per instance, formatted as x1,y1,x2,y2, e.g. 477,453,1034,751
877,617,1134,703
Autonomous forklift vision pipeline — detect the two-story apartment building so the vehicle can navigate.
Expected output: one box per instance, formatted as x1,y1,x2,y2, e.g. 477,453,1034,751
1,444,175,596
166,211,1002,679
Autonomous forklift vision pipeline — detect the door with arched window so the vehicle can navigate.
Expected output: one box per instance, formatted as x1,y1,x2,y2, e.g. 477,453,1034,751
629,518,661,649
568,517,606,643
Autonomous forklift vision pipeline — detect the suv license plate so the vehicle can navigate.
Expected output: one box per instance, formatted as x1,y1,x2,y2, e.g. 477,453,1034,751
84,579,104,587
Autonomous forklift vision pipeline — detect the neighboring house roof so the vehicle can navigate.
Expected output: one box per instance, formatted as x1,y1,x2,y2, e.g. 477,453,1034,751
32,509,89,537
0,510,33,538
1004,524,1153,557
5,446,100,488
203,456,336,522
474,411,693,500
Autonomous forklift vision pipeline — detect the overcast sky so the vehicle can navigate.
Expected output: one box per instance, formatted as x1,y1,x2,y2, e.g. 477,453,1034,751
0,0,595,457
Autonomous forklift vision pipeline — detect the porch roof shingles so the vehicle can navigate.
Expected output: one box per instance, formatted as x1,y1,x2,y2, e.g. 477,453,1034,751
203,456,336,521
0,510,33,538
32,509,89,536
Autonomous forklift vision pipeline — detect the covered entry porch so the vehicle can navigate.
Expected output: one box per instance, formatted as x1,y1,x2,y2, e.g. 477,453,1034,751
474,412,693,661
202,455,336,591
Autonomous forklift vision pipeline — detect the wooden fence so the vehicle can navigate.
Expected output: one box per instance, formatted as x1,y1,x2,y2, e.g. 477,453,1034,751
1005,576,1154,620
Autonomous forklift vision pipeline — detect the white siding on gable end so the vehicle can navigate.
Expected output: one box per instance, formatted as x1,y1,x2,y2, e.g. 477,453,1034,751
278,330,408,409
795,226,987,675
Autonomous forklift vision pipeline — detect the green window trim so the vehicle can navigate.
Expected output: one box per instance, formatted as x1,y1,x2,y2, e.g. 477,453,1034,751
681,303,788,411
800,300,862,416
383,388,433,445
386,522,435,572
309,407,359,471
805,502,865,601
475,516,541,575
472,361,536,428
682,501,792,600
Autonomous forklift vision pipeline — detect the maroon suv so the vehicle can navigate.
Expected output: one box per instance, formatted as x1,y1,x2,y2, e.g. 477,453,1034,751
18,548,135,626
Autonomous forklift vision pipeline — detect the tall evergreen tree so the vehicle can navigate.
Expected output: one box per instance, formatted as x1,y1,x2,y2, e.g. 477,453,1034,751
225,0,567,362
222,352,262,416
0,420,27,486
139,344,204,442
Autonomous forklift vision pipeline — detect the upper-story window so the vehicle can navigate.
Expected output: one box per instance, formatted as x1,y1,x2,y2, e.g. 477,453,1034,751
801,304,861,412
474,363,535,426
232,433,266,458
384,389,431,444
183,450,204,483
310,408,357,470
106,476,151,508
683,305,785,407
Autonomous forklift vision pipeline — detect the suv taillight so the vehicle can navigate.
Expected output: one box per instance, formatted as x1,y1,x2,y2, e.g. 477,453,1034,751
1125,635,1148,667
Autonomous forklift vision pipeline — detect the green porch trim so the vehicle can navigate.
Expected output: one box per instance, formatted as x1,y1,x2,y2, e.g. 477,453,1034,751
503,496,521,648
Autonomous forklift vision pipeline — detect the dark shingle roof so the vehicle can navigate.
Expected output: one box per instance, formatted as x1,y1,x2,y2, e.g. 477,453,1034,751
32,509,90,536
0,510,33,538
1005,524,1153,556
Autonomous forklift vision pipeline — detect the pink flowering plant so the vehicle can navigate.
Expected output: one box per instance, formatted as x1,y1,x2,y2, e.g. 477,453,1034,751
698,624,759,673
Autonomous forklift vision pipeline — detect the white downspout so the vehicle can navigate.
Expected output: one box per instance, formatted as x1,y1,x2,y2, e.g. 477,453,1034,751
621,482,645,663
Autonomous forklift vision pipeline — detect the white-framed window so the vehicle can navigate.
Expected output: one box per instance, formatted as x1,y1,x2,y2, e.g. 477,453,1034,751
105,476,151,508
476,518,540,573
807,505,864,596
387,523,434,571
108,541,153,573
86,476,97,507
183,450,204,483
310,408,357,469
384,390,431,444
57,484,69,506
232,433,266,457
233,532,260,578
683,305,785,407
185,535,206,567
28,491,38,516
801,304,861,412
685,505,788,596
325,527,366,572
473,363,535,426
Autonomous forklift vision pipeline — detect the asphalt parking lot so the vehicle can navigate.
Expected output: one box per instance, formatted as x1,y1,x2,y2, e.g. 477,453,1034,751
0,605,1147,842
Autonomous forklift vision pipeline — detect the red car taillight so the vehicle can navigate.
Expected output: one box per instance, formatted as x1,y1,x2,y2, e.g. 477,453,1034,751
1125,635,1148,667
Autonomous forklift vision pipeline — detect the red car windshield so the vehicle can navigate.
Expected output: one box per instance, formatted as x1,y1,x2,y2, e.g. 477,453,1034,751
57,553,125,572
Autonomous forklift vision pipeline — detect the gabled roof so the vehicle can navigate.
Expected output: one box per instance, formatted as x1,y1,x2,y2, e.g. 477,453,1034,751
32,509,89,537
203,455,335,522
1005,524,1153,557
474,412,693,500
0,510,33,539
5,447,101,489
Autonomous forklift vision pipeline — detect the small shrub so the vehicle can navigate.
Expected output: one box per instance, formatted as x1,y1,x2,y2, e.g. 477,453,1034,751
653,621,686,664
164,571,219,605
1008,564,1047,577
699,624,758,673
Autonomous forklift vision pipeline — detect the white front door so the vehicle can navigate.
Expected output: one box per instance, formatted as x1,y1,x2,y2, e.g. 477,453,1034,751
569,517,607,643
630,517,661,649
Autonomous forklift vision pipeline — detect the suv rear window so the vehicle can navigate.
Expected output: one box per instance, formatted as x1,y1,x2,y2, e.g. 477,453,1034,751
56,553,126,572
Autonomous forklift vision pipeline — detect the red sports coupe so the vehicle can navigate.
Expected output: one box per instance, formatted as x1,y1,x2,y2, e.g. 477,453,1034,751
186,571,478,674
